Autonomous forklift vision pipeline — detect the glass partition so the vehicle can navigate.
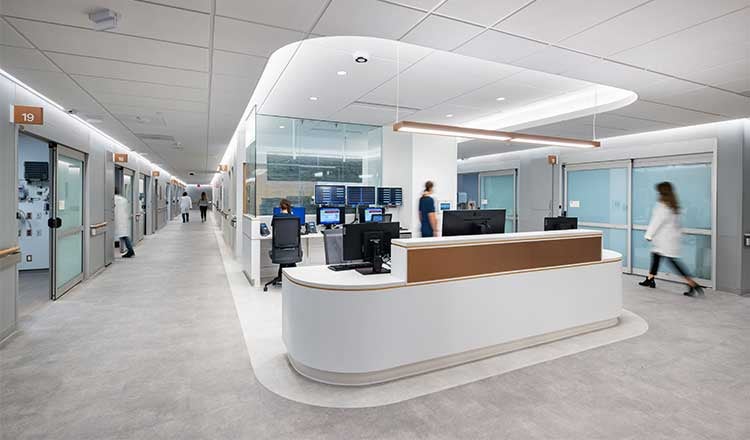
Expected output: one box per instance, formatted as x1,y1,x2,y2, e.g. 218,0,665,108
254,115,382,215
479,171,516,232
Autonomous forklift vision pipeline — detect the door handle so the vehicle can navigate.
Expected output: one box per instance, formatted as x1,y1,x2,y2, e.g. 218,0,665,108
47,217,62,228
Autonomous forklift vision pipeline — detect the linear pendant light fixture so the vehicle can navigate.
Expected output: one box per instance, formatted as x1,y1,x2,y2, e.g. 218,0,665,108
392,121,600,148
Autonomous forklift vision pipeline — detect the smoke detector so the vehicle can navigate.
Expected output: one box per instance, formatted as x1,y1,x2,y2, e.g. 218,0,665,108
88,8,120,31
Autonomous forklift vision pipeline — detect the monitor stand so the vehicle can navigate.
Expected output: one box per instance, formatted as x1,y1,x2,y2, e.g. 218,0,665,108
356,245,389,275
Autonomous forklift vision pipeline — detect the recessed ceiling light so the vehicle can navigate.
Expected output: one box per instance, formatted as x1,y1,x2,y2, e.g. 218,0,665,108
337,71,347,76
309,96,318,101
445,114,454,118
496,97,506,101
279,125,285,129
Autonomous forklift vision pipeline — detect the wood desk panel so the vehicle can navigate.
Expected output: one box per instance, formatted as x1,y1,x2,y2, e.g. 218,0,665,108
406,235,602,283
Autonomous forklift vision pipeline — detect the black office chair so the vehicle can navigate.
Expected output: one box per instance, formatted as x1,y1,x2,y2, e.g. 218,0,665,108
264,216,303,292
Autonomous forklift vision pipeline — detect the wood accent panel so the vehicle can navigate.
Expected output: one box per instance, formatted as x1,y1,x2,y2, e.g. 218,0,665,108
407,236,601,283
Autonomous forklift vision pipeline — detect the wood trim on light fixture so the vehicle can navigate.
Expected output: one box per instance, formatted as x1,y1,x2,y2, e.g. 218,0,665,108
392,121,600,148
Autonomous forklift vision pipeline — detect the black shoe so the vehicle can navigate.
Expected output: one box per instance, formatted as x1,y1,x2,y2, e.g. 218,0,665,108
684,285,704,297
638,277,655,288
123,252,135,258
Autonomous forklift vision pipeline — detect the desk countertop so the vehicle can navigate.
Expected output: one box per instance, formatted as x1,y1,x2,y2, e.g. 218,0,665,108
283,265,405,290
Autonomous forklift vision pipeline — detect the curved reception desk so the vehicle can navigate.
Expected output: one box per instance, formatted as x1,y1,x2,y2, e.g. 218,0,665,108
282,229,622,386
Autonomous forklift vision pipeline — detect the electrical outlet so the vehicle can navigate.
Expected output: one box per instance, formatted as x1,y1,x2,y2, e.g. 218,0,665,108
26,255,32,262
26,229,32,236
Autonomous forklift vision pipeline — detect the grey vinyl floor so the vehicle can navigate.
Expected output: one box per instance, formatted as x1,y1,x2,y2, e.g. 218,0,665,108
17,269,49,317
1,216,749,440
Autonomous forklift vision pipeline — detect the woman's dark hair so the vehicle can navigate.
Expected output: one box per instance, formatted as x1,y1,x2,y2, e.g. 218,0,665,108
424,181,434,193
201,192,207,200
182,191,188,196
279,198,291,212
656,182,680,213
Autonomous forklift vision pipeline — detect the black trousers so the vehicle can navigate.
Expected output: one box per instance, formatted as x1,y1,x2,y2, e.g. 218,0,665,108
182,212,189,222
649,252,690,278
199,206,207,221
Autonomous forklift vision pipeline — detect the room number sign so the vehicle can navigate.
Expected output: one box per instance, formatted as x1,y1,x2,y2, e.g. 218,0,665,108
12,105,44,125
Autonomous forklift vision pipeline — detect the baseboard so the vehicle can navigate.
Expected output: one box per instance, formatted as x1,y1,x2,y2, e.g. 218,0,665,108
0,323,17,347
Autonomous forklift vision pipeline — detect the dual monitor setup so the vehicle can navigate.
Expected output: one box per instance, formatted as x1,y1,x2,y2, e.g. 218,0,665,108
314,184,402,228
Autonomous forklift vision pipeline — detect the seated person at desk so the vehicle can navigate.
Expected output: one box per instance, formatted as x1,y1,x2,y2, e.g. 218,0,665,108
276,198,293,217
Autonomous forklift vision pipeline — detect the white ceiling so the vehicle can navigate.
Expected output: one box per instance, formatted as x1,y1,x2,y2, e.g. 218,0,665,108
0,0,748,181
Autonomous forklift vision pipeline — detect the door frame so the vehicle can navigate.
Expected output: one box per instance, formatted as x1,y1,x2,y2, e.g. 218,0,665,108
49,143,86,300
478,169,518,232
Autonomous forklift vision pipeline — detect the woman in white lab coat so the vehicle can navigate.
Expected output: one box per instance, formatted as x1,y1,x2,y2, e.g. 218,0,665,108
638,182,703,297
114,189,135,258
179,191,192,223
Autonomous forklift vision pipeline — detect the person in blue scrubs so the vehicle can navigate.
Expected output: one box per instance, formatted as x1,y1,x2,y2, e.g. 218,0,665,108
419,181,437,237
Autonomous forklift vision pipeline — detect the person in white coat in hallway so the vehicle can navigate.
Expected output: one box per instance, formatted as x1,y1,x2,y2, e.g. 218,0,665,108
638,182,703,297
180,191,193,223
114,189,135,258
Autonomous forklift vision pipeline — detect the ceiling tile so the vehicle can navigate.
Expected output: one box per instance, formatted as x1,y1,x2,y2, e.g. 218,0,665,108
388,0,444,10
73,75,209,102
512,46,599,75
143,1,211,13
494,0,648,43
211,73,257,115
0,46,60,71
7,69,103,113
436,0,532,26
561,0,750,56
682,58,750,93
1,0,210,47
213,16,306,58
313,0,425,39
328,102,416,126
651,86,750,117
445,79,553,109
561,59,667,91
613,8,750,76
47,52,209,89
402,15,483,51
212,50,267,78
0,19,32,48
454,29,548,64
96,93,208,113
634,76,705,100
8,18,209,71
304,36,433,65
612,100,729,125
215,0,329,32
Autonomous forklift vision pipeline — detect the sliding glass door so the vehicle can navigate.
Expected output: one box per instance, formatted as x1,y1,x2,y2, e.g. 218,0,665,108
479,170,517,233
565,162,629,268
565,154,714,285
50,144,85,299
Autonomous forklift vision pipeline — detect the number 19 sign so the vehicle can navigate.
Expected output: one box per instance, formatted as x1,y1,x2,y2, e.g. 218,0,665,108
12,105,44,125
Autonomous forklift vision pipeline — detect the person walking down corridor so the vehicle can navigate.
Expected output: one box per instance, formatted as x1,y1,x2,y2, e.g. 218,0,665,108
638,181,704,297
198,192,209,223
419,181,438,238
114,189,135,258
180,191,192,223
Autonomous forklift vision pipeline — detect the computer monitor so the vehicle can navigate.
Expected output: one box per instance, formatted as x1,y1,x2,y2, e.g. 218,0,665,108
358,206,384,222
370,214,384,223
544,217,578,231
346,186,376,206
316,206,345,227
314,184,346,206
272,206,305,225
442,209,506,237
343,222,400,263
377,187,403,207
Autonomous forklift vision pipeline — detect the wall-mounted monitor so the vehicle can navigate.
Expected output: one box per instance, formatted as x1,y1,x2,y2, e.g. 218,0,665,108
377,187,403,206
346,185,376,206
314,184,346,206
317,206,345,227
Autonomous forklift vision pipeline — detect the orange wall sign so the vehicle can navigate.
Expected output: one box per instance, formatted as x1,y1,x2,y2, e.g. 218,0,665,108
218,164,229,172
152,171,160,177
114,153,128,163
13,105,44,125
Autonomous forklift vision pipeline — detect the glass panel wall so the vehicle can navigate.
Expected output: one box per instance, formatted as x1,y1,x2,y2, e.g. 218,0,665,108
56,154,83,290
479,172,516,232
254,115,383,215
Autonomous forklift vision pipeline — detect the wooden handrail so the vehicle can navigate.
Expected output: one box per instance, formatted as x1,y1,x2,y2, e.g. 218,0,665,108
90,222,108,229
0,245,21,258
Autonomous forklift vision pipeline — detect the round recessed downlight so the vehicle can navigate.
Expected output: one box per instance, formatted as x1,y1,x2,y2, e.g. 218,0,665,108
279,125,285,129
309,96,318,101
496,97,506,101
337,70,347,76
446,114,454,118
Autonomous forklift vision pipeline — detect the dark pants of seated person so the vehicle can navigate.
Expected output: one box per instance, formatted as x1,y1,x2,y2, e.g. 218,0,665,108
199,206,207,222
119,236,135,257
182,212,189,223
649,252,690,277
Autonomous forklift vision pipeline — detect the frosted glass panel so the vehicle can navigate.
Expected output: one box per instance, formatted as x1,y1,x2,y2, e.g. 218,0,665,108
56,232,83,288
567,168,627,224
505,219,514,233
480,174,514,216
123,174,133,238
632,230,711,280
587,227,628,267
632,163,711,229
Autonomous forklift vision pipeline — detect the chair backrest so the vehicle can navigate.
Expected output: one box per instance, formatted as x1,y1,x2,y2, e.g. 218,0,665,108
323,228,344,264
271,216,302,264
383,213,393,223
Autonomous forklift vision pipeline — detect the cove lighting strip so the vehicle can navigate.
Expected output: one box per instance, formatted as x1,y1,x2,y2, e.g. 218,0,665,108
392,121,600,148
0,67,187,186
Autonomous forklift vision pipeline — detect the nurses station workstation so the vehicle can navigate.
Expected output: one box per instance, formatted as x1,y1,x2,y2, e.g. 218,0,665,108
263,184,624,386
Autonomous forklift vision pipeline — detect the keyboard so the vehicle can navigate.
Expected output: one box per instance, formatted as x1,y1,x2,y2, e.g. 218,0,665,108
328,262,373,272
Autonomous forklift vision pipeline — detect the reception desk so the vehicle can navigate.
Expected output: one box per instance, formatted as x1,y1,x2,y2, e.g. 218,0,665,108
282,229,622,386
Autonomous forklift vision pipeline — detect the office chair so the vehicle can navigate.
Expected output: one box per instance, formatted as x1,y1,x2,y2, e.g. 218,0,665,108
264,216,303,292
383,213,393,223
323,228,344,264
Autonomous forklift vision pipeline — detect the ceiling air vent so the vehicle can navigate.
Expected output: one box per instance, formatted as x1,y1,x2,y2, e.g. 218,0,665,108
136,134,176,143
